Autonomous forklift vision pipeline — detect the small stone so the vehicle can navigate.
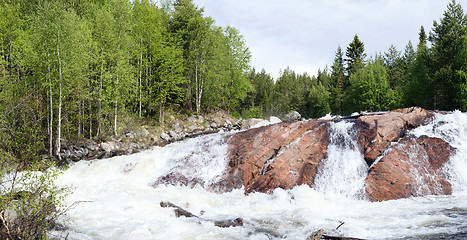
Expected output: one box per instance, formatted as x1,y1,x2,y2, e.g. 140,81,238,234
160,133,171,142
172,123,183,134
197,115,205,123
100,142,112,152
139,128,149,137
210,122,218,128
269,116,282,124
85,141,98,151
224,119,232,127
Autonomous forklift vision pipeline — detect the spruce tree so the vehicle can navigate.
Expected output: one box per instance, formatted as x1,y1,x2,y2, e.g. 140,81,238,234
345,34,366,76
429,0,467,110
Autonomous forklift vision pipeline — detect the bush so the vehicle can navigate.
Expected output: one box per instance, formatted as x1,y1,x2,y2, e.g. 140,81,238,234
0,156,68,240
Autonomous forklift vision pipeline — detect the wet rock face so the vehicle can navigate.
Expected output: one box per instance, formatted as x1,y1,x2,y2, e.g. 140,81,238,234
224,120,329,193
149,107,453,201
222,107,454,201
365,135,454,202
358,107,434,165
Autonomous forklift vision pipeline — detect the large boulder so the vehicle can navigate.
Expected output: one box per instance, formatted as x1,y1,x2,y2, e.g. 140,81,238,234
358,107,434,165
222,120,329,193
284,111,302,121
241,118,265,130
365,135,454,201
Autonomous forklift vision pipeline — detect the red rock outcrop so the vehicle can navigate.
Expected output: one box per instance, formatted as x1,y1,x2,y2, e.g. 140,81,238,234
358,107,434,165
153,107,455,202
223,120,329,193
365,135,454,201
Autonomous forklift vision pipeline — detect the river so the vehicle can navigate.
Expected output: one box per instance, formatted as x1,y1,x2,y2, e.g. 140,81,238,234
50,111,467,240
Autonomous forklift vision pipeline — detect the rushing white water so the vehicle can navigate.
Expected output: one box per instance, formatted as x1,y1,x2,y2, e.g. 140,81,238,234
313,121,368,200
50,112,467,240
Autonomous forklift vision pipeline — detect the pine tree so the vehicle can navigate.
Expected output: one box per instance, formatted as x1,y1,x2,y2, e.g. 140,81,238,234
330,46,345,114
418,25,427,49
345,34,366,76
384,45,404,90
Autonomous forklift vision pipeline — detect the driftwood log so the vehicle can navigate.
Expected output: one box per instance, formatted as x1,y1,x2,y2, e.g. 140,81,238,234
160,201,243,228
308,227,367,240
322,235,366,240
161,202,366,238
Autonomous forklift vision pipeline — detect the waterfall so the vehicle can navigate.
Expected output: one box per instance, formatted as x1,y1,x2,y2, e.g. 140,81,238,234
157,132,230,187
411,110,467,194
313,120,368,200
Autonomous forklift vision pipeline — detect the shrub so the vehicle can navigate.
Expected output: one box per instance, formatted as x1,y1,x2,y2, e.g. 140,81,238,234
0,157,68,240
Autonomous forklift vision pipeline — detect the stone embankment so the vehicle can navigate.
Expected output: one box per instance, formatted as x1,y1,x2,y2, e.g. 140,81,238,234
58,111,240,164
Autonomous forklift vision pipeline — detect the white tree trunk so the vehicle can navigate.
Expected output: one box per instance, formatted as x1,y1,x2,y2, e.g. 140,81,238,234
97,48,104,138
47,50,53,157
139,37,143,118
114,78,118,136
55,29,62,161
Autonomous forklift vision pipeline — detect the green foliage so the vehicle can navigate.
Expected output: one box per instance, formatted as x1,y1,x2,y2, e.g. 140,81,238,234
241,105,263,119
345,34,366,76
429,0,467,110
244,69,275,117
330,46,346,115
305,83,331,119
404,45,433,108
0,162,68,239
344,60,397,113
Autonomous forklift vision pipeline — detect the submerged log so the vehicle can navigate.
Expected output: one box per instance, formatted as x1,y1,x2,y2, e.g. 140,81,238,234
322,235,366,240
160,201,243,228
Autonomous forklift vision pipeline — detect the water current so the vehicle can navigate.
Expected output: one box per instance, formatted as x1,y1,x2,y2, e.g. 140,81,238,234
50,112,467,240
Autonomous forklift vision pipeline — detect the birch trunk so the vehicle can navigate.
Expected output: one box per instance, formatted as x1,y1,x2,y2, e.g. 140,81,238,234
97,48,104,138
47,50,53,157
139,37,142,117
55,28,62,161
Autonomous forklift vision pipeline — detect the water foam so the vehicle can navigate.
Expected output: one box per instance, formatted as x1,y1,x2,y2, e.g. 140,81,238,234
313,120,368,200
411,111,467,194
50,112,467,239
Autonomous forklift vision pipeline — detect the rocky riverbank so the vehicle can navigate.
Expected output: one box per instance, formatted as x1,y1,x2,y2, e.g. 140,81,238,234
57,111,242,165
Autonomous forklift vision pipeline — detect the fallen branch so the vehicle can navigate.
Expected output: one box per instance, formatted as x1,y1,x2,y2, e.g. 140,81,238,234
160,201,243,228
335,221,345,230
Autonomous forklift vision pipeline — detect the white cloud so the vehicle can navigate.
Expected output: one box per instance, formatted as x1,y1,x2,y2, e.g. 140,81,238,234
194,0,466,79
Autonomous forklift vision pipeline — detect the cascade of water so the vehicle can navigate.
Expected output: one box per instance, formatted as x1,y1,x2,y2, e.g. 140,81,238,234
411,111,467,194
313,120,368,200
158,132,230,187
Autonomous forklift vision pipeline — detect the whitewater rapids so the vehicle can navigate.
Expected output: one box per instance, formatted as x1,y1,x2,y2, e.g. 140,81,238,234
50,112,467,240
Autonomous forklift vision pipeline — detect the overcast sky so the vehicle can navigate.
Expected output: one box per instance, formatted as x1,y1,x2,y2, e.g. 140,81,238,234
193,0,467,79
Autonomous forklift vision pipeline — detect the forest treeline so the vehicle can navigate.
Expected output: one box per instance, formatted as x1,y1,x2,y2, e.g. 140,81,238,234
245,0,467,119
1,0,467,165
0,0,253,164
